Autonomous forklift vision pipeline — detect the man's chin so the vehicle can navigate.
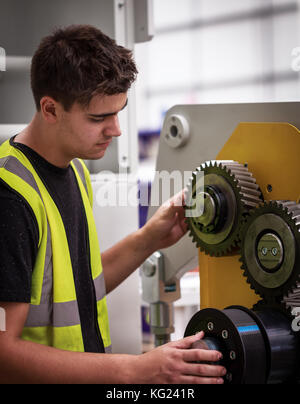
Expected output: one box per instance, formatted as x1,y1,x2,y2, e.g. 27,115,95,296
80,150,106,161
89,153,105,160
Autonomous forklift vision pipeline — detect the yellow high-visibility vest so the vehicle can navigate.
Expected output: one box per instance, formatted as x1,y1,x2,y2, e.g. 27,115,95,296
0,140,111,353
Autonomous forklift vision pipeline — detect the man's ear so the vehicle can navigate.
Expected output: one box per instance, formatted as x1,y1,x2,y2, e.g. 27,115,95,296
40,96,60,123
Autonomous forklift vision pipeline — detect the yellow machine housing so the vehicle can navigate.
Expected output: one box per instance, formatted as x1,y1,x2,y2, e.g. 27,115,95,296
199,122,300,310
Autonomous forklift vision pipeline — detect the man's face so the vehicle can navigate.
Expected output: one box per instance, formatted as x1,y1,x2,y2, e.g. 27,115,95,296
59,92,128,161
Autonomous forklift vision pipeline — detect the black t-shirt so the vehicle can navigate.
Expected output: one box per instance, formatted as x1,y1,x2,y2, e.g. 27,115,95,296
0,136,105,353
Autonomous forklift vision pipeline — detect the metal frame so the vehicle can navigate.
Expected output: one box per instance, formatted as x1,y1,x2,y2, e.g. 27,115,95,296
142,101,300,345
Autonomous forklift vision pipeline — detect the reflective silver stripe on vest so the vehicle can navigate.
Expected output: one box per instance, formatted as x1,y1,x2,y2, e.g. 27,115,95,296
72,160,107,300
94,272,107,302
105,345,112,354
26,273,105,327
40,222,53,304
72,159,89,196
0,156,42,198
25,300,81,328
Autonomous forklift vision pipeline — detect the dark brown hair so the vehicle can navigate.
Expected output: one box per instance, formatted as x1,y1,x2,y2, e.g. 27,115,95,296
31,24,138,111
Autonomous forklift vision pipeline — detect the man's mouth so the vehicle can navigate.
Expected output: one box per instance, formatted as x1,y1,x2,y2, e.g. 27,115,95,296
97,140,111,147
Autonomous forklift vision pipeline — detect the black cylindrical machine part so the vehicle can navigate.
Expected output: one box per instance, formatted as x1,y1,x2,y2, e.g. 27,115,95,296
184,306,300,384
253,308,300,384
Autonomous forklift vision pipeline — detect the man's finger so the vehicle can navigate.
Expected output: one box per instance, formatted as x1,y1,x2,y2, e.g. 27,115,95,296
182,362,226,378
174,189,186,207
182,348,223,363
180,217,188,232
171,332,204,349
165,190,186,208
179,375,224,385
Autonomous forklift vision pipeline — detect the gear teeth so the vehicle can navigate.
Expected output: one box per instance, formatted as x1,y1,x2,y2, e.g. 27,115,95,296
220,161,262,210
252,300,292,318
282,282,300,313
185,159,263,257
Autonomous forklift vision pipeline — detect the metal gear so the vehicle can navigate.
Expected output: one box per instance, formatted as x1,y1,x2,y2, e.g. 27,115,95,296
283,285,300,315
185,160,262,256
252,299,292,320
240,201,300,305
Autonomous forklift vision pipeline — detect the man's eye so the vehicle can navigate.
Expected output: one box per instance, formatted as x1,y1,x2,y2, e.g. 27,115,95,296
89,117,105,123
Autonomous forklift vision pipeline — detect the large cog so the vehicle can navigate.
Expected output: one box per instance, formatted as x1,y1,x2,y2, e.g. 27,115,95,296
240,201,300,305
185,160,262,256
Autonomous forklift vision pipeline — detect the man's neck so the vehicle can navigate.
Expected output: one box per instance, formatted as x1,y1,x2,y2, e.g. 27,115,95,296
15,115,71,168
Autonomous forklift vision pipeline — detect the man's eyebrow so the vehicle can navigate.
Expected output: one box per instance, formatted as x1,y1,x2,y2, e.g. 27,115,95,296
88,98,128,118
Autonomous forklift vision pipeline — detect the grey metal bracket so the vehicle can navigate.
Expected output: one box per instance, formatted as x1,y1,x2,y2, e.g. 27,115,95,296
141,251,181,346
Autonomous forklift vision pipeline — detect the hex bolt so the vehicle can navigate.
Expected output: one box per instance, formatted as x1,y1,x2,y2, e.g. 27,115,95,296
222,330,229,339
207,322,214,331
230,351,236,360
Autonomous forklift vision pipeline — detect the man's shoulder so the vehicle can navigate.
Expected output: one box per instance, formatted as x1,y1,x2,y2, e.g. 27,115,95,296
0,178,39,239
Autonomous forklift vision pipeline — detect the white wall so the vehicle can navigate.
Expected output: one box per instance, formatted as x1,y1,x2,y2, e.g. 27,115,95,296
135,0,300,132
92,175,142,355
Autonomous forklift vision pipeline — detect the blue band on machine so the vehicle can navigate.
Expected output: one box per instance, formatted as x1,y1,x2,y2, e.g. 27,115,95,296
237,325,260,333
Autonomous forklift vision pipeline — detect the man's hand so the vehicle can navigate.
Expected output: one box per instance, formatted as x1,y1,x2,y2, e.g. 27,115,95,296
134,332,226,384
141,190,188,251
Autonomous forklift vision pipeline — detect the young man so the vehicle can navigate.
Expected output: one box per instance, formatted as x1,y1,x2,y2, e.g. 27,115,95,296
0,25,226,384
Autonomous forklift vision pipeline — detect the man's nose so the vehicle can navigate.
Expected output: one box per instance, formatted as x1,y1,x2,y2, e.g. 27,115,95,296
104,115,122,137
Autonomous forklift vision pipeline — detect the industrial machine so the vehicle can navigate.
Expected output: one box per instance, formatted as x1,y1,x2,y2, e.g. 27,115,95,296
142,102,300,384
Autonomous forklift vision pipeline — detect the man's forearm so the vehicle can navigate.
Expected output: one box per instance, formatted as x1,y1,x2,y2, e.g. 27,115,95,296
0,334,137,384
0,332,226,384
101,227,155,294
101,190,188,294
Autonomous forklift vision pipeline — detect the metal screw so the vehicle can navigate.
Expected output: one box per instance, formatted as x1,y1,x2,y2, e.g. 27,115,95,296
222,330,229,339
143,261,156,277
226,373,233,383
257,233,284,270
230,350,236,360
207,322,214,331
